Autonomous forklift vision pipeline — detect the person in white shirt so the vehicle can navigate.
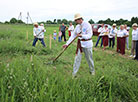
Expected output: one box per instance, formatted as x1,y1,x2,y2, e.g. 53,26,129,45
117,25,129,55
40,23,46,38
68,22,74,37
130,23,138,58
95,24,104,47
133,23,138,61
124,25,130,50
101,25,109,50
108,24,118,48
32,23,46,47
63,13,95,77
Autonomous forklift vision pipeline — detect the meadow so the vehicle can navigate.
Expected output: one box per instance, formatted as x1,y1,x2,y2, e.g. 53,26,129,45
0,24,138,102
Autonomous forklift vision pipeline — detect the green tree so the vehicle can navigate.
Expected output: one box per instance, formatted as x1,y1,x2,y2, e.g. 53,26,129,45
88,19,95,24
62,19,68,24
57,19,62,24
131,17,138,25
10,18,18,24
17,20,24,24
53,19,57,24
5,21,9,24
46,20,53,24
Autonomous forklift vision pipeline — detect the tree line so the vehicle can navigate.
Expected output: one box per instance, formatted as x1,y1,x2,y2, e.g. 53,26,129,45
1,17,138,26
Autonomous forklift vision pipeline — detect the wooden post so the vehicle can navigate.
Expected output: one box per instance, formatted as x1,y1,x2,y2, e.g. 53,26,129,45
26,30,28,40
50,34,52,49
30,55,33,62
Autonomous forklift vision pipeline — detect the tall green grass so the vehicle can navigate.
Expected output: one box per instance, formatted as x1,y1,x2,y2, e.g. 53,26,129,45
0,24,138,102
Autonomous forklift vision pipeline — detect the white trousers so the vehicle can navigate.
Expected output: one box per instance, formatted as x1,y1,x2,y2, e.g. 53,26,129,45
126,37,129,49
72,47,95,76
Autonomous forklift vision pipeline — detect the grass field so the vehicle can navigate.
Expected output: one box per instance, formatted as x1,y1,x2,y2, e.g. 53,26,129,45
0,24,138,102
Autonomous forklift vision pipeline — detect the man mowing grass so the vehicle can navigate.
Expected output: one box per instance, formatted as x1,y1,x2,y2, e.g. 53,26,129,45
63,13,95,77
32,22,46,47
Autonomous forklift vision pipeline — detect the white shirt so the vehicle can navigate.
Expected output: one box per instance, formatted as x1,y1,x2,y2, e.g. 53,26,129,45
33,26,46,38
66,21,93,48
132,29,138,41
125,28,130,36
68,25,74,35
108,28,118,38
98,27,104,35
117,29,129,37
99,27,109,36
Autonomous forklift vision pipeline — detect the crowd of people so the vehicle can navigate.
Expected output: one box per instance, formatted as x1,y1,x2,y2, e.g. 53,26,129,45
32,13,138,77
95,23,138,61
32,16,138,68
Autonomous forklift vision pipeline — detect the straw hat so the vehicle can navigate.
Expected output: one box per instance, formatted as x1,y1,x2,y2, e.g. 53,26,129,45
132,23,138,27
54,30,56,32
112,23,116,26
34,22,38,26
74,13,83,21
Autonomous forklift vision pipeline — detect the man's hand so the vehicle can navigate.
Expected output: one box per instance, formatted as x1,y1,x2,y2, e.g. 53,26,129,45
77,33,82,37
63,44,68,49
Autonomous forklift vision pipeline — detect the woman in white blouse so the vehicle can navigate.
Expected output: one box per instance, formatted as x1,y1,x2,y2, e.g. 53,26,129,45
117,25,129,55
130,23,138,57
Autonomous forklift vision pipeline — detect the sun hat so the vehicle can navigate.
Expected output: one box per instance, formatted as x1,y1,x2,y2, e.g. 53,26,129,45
132,23,138,27
33,22,38,26
112,23,116,26
74,13,83,21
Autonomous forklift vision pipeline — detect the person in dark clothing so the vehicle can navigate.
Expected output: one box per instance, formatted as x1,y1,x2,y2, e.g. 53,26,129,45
134,41,138,61
59,23,67,42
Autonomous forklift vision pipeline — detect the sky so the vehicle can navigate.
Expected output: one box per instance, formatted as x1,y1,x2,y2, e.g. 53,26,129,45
0,0,138,23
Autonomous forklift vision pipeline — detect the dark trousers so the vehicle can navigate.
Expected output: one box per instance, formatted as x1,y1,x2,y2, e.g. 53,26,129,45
61,31,66,42
109,37,115,48
117,37,126,55
32,38,46,47
135,41,138,60
95,36,103,47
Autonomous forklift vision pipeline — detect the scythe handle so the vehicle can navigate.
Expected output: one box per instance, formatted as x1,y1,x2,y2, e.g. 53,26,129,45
53,36,78,62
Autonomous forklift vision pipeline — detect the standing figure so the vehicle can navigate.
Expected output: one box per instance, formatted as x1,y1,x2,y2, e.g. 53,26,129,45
32,23,46,47
124,24,130,50
116,25,129,55
108,24,118,48
58,31,62,42
68,22,74,37
63,13,95,77
130,23,138,58
101,25,109,50
95,24,104,47
53,30,57,41
59,23,67,42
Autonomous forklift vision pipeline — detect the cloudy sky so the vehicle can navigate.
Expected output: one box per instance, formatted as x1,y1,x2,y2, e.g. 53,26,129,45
0,0,138,23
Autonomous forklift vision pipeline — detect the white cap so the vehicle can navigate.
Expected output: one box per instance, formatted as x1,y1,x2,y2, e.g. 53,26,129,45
74,13,83,21
132,23,138,27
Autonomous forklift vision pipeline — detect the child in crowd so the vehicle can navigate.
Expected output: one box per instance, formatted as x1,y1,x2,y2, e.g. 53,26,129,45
58,31,62,42
53,30,57,41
